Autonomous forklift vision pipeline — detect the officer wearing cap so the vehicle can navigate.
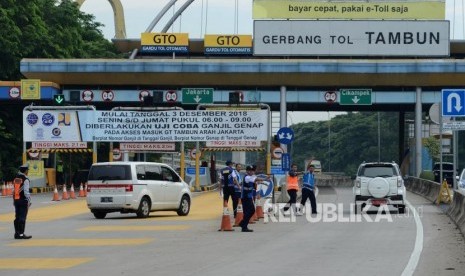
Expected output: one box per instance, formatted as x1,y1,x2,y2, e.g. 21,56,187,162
220,160,238,209
239,165,268,232
13,164,32,239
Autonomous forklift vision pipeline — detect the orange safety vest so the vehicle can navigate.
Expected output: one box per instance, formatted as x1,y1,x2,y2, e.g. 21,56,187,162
287,174,299,191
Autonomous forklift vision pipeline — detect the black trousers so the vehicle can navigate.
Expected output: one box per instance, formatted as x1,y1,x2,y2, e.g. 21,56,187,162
301,188,317,213
240,197,255,230
283,189,297,211
14,199,29,235
223,186,236,202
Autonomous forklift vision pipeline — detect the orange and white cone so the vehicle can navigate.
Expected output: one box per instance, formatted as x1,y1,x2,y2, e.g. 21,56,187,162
218,207,234,231
78,183,86,197
256,199,265,219
52,186,60,201
61,185,69,200
7,182,13,196
234,201,244,227
1,182,6,196
69,184,76,199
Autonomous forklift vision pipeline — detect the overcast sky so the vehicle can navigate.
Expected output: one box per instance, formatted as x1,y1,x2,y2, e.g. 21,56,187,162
79,0,463,123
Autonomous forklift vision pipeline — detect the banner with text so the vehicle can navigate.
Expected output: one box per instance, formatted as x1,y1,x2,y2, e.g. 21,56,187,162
253,20,449,56
23,110,269,142
252,0,445,20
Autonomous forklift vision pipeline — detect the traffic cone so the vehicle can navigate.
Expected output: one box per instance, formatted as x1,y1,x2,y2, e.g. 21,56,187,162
84,183,88,197
234,200,244,227
7,182,13,196
78,183,86,197
256,199,265,219
52,186,60,201
218,207,234,231
250,202,258,222
69,184,76,199
1,182,6,196
61,185,69,200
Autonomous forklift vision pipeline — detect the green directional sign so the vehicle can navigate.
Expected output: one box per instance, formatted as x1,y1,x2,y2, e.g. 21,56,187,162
182,88,213,104
53,94,65,105
340,89,372,105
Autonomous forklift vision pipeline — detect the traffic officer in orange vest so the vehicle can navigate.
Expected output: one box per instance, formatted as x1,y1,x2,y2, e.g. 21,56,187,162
283,163,302,215
13,164,32,239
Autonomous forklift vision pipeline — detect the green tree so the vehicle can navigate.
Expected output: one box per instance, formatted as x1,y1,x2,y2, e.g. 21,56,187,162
0,0,122,179
0,0,121,80
290,112,399,176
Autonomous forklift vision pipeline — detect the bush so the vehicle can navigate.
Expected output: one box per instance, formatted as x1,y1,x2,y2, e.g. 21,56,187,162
419,170,435,181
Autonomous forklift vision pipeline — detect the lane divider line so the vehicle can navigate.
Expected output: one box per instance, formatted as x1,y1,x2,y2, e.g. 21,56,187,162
401,200,424,276
78,225,191,232
0,258,93,269
8,238,154,247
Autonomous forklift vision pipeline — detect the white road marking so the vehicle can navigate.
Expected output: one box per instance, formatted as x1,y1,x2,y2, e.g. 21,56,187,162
401,200,424,276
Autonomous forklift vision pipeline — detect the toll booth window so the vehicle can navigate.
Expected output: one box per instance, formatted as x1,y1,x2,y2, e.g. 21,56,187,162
88,165,131,181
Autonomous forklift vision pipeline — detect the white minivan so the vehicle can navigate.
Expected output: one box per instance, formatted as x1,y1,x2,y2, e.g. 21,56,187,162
86,162,192,219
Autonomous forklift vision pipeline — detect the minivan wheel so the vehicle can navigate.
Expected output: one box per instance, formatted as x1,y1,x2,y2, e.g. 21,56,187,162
136,197,151,218
92,211,107,219
177,195,190,216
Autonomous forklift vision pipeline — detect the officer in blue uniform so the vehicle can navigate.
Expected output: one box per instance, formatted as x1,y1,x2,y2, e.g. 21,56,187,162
239,165,256,232
232,163,243,217
240,165,269,232
299,164,317,214
221,160,238,209
13,164,32,239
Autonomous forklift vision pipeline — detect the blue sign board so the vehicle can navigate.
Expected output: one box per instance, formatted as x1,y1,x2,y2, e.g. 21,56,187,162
271,167,285,175
186,167,206,175
442,89,465,116
256,174,274,198
276,127,294,144
281,153,291,171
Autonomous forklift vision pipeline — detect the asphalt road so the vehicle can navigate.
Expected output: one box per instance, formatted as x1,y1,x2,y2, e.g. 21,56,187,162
0,187,464,276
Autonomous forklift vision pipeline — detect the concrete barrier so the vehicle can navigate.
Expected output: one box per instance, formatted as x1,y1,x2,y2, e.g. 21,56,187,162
407,177,465,237
405,177,439,203
447,190,465,235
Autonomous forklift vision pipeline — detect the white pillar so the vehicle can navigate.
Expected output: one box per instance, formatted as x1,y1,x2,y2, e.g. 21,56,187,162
415,87,422,177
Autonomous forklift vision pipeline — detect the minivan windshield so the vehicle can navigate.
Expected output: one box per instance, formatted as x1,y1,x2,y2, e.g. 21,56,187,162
88,165,132,181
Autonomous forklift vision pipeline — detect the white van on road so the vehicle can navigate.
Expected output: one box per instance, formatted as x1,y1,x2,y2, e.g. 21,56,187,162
86,162,192,219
